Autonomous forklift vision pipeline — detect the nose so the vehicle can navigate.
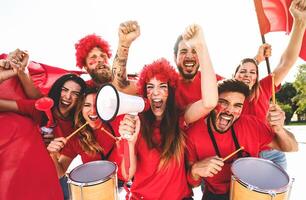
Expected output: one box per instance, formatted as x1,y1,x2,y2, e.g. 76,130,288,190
152,87,160,96
64,91,72,100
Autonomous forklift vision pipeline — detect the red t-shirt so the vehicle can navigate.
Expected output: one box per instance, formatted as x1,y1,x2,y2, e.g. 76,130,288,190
129,122,192,200
242,75,281,122
61,115,124,179
186,115,274,195
16,99,74,137
175,72,223,111
0,113,63,200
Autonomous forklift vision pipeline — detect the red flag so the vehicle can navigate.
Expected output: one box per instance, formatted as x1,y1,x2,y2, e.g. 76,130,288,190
28,61,84,95
254,0,306,60
1,53,85,95
254,0,291,34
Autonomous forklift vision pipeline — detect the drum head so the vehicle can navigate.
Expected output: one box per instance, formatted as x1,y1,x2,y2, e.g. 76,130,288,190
69,160,116,185
231,157,289,192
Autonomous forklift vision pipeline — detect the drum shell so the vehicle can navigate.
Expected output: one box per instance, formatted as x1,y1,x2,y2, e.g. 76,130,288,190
230,157,290,200
68,160,118,200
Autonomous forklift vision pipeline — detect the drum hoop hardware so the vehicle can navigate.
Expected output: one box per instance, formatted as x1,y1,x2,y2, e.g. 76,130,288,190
69,173,116,186
68,160,117,186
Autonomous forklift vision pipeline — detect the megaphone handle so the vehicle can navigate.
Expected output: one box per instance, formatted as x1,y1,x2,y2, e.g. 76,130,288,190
124,140,130,178
45,110,55,128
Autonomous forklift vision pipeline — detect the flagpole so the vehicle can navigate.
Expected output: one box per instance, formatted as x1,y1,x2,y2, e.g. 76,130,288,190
261,35,271,74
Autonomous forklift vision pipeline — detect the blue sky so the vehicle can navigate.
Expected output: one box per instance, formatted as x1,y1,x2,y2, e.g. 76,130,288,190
1,0,304,82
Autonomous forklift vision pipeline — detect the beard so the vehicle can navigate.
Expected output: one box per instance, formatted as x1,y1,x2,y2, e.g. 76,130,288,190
177,65,199,80
89,68,112,85
210,111,231,134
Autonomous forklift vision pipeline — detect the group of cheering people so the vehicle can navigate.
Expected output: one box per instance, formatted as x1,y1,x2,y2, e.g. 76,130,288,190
1,0,306,199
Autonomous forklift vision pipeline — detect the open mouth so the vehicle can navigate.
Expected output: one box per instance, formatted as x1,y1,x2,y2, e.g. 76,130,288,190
88,114,98,121
152,99,163,109
60,100,71,108
183,60,196,71
218,114,233,128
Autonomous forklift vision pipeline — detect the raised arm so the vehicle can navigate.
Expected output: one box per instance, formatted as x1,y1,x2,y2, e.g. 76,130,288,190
267,104,298,152
112,21,140,95
182,24,218,124
273,0,306,85
7,49,42,99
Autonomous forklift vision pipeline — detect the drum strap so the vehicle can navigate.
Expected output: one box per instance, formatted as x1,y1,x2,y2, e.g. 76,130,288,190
207,115,242,158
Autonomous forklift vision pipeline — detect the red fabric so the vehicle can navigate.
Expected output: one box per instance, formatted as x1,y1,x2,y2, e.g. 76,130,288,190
1,53,84,95
186,115,274,194
242,74,281,122
254,0,306,60
253,0,291,35
175,72,223,111
28,61,84,95
0,113,63,200
16,99,74,137
129,122,192,200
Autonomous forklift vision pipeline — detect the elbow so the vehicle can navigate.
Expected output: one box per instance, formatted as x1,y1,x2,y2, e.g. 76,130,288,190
201,100,217,112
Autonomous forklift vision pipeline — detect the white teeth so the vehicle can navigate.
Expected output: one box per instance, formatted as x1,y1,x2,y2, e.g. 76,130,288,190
221,115,231,120
153,99,162,102
88,115,98,121
61,100,71,105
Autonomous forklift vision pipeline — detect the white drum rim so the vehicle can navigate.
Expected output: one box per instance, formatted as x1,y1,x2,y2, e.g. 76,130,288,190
68,160,117,186
231,157,290,194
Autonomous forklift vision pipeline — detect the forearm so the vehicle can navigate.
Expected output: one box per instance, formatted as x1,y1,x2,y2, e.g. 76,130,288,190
0,69,17,83
50,153,70,178
274,19,306,85
197,43,218,111
0,99,19,112
273,128,298,152
121,142,137,180
112,43,131,89
17,71,42,99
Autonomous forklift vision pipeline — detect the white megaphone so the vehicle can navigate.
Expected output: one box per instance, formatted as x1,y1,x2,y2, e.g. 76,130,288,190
96,83,150,122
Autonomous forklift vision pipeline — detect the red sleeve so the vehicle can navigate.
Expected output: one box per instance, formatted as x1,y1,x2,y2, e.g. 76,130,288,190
260,75,281,99
61,138,79,159
16,99,42,123
254,118,275,151
185,135,202,187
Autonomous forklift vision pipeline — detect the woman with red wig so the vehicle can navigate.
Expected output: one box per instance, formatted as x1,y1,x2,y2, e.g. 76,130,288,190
118,49,217,198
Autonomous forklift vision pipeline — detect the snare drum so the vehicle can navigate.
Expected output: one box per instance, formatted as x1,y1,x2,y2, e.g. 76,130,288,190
68,160,118,200
230,157,292,200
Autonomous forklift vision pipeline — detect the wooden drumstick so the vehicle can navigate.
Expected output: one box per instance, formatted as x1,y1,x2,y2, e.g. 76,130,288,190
222,146,245,162
101,127,118,141
66,122,89,141
271,73,276,104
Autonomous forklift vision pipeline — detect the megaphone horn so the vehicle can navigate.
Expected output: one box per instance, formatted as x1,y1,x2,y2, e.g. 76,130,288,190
96,83,150,122
35,97,55,127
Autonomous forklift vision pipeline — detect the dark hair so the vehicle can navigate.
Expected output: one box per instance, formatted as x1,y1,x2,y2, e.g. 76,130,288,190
173,35,183,57
41,74,86,126
141,85,185,168
234,58,260,101
218,78,250,98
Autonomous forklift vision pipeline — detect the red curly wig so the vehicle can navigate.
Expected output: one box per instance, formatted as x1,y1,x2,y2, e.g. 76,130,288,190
75,34,112,68
138,58,179,96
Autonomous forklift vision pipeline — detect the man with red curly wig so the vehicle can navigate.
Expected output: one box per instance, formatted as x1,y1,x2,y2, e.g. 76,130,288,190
75,20,139,94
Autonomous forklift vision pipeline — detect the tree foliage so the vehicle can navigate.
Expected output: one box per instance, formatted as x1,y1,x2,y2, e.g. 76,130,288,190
293,64,306,114
276,82,298,124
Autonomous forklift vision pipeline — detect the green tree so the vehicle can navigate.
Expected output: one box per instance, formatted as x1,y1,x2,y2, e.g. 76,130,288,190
276,82,298,124
293,64,306,117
